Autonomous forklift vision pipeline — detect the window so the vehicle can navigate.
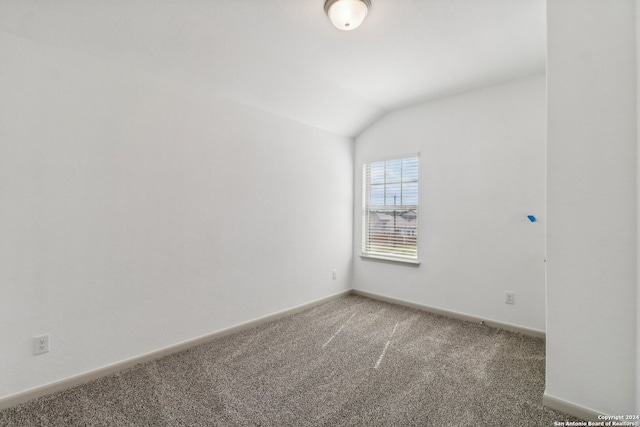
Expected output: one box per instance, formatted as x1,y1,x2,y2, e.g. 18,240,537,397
362,156,419,263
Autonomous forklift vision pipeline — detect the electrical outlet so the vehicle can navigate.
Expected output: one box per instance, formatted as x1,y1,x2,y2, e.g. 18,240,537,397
505,292,515,305
34,334,50,355
332,270,337,280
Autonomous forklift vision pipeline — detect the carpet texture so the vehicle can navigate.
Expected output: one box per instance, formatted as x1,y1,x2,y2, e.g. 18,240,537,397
1,295,578,426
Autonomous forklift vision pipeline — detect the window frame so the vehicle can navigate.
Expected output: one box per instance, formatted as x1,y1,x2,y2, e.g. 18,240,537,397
361,154,420,265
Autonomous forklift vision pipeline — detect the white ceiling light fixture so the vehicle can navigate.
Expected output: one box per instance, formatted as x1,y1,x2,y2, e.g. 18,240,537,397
324,0,371,31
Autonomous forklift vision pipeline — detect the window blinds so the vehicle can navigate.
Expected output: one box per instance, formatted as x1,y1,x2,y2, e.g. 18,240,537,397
363,156,419,260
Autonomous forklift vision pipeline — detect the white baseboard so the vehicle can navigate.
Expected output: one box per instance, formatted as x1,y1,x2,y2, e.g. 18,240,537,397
543,392,603,421
0,289,351,412
351,289,546,339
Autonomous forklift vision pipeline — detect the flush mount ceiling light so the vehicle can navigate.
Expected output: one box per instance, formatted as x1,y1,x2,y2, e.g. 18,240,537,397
324,0,371,31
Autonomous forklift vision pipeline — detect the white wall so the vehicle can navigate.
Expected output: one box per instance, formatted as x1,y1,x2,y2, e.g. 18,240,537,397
0,31,353,400
546,0,636,415
353,75,547,332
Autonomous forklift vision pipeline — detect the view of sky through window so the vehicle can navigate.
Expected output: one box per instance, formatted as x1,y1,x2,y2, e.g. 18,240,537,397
369,158,418,206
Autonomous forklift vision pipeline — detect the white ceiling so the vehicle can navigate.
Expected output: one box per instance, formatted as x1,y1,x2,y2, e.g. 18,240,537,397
0,0,546,137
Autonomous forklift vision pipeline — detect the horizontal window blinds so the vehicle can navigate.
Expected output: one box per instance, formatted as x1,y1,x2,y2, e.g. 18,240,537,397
363,156,419,260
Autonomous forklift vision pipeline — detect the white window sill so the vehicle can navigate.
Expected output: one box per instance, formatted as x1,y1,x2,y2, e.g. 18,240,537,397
360,254,421,266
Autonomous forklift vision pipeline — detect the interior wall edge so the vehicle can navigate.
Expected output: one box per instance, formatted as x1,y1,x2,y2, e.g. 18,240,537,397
636,0,640,415
542,392,604,422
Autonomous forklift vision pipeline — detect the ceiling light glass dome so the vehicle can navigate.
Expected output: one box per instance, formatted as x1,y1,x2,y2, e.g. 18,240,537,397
324,0,371,31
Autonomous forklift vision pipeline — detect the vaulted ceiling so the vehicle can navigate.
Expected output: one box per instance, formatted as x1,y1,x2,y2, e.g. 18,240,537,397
0,0,546,137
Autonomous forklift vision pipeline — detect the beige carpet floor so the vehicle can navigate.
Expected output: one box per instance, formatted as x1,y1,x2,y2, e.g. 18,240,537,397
0,295,579,426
